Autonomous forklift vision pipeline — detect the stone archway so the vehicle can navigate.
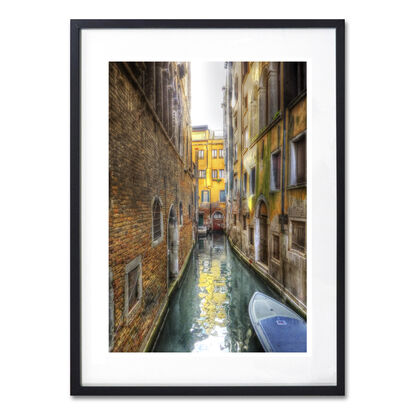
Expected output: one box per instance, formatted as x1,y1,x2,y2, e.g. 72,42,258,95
167,205,179,284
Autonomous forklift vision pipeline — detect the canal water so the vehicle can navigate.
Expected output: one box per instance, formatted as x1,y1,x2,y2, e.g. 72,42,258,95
153,232,283,352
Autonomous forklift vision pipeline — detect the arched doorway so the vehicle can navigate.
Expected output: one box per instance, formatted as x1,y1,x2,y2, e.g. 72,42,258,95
212,211,224,231
167,206,179,284
256,199,268,265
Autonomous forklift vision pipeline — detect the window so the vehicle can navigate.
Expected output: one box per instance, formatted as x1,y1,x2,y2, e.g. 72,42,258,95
243,215,247,230
284,62,306,105
212,149,217,158
291,220,306,253
233,214,237,226
212,169,218,179
124,256,142,319
152,198,162,241
219,149,224,158
179,202,183,225
249,227,254,245
199,169,206,178
220,190,226,202
243,172,247,196
290,134,306,186
201,190,210,202
219,169,225,178
271,150,281,191
198,149,204,159
273,234,280,260
233,177,238,199
213,211,223,219
250,167,256,195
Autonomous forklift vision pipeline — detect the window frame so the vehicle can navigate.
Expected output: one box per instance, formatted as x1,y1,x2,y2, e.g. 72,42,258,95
201,190,210,203
289,131,307,187
219,190,226,202
199,169,206,179
198,149,204,159
124,256,143,324
272,232,281,262
270,149,282,192
212,149,217,158
289,218,306,256
151,196,163,247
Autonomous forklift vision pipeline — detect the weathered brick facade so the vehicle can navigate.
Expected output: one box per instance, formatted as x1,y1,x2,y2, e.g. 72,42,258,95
223,62,307,316
109,62,195,351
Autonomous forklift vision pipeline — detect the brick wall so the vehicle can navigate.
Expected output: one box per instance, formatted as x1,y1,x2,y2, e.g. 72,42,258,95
109,63,194,351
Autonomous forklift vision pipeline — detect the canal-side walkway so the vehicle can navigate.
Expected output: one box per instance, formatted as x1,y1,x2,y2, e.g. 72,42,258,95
153,232,283,352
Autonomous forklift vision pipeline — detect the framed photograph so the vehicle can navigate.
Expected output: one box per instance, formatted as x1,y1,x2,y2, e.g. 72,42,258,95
71,19,345,395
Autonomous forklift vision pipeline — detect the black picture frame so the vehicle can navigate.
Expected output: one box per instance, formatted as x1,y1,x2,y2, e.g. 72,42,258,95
70,19,345,396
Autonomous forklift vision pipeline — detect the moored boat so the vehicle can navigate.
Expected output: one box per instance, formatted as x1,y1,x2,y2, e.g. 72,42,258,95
249,291,306,352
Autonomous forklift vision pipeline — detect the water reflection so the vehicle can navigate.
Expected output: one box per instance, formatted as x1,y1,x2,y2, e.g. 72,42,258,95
154,233,281,352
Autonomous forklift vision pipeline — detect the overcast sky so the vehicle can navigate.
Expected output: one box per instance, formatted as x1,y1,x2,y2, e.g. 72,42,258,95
190,62,225,132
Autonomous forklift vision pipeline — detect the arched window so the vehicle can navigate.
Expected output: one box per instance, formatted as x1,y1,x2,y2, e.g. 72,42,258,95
259,67,269,130
152,197,163,242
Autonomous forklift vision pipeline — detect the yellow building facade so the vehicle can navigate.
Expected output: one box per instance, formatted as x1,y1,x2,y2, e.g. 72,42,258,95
192,126,226,231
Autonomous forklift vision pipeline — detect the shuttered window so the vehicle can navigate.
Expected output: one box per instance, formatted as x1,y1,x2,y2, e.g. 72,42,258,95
291,221,306,253
271,151,281,190
273,234,280,260
128,267,139,312
290,134,306,186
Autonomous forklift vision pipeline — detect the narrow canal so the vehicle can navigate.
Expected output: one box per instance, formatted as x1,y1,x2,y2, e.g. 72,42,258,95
153,232,283,352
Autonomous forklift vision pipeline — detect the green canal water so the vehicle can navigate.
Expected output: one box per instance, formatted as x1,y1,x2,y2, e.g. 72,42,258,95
153,232,283,352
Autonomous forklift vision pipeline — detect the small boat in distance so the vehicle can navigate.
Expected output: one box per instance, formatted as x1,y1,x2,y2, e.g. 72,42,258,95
249,291,306,352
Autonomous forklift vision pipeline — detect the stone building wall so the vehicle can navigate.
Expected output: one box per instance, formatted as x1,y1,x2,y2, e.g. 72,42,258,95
109,62,194,352
224,61,307,315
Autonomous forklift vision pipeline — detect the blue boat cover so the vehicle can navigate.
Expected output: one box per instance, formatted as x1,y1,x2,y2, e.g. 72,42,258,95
258,316,307,352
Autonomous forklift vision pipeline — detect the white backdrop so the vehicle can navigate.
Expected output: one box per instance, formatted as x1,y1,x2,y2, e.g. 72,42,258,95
1,0,415,413
81,27,335,386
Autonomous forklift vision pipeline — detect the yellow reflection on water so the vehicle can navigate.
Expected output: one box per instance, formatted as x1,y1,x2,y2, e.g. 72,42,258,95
193,258,229,352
